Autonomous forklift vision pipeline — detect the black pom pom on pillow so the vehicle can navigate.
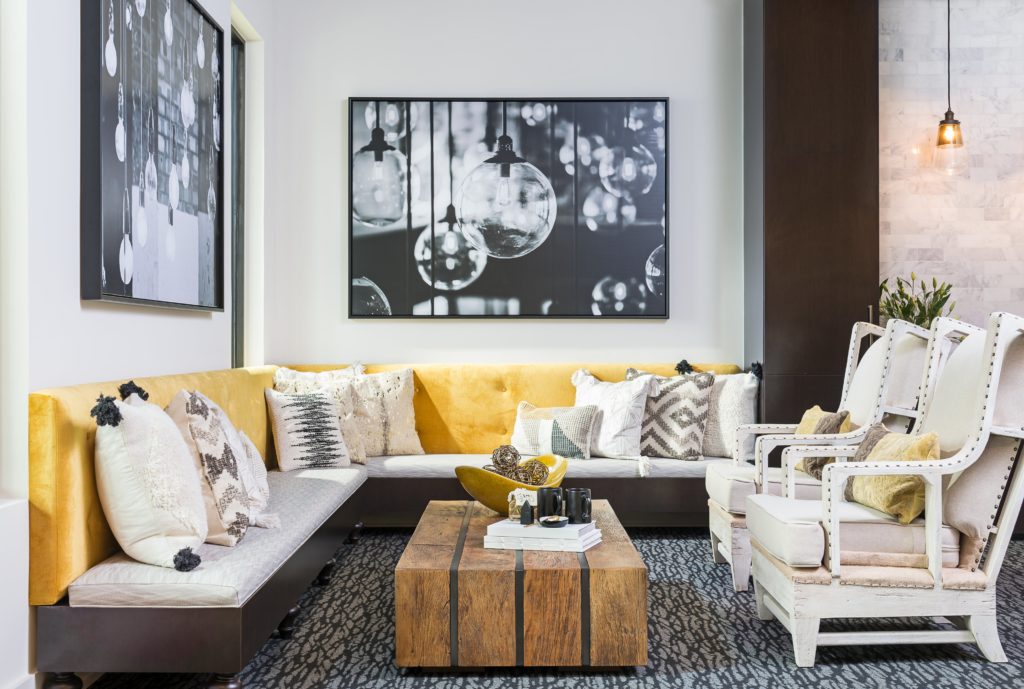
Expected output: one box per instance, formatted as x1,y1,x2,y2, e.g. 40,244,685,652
90,394,122,427
749,362,763,380
118,380,150,401
174,547,202,572
675,359,694,375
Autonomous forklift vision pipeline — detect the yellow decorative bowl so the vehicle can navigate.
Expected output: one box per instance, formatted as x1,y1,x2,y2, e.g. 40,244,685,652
455,454,569,515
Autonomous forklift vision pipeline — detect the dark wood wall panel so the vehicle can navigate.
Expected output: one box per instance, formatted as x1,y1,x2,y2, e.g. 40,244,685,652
747,0,879,422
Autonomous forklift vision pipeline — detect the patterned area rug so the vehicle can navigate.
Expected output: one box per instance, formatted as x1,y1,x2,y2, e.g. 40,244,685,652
95,529,1024,689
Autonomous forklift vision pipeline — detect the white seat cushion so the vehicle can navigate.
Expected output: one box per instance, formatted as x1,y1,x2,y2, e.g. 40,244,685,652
746,494,961,568
68,467,367,607
364,453,734,479
705,463,821,514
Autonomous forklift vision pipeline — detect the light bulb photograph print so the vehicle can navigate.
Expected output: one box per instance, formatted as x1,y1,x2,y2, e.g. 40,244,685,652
82,0,224,311
348,99,668,318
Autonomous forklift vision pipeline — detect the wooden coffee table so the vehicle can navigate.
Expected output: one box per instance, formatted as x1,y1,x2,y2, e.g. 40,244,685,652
395,499,648,668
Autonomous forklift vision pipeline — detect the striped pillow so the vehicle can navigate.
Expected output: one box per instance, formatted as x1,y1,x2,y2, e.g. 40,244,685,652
626,368,714,460
510,402,599,459
265,389,351,471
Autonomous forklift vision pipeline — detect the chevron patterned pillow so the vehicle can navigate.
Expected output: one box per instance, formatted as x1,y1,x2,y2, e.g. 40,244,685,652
626,368,715,460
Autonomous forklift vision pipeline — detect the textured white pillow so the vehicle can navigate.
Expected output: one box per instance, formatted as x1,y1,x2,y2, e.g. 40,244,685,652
571,369,659,459
265,389,352,470
273,367,369,463
238,431,280,529
166,391,260,546
703,372,759,459
351,369,424,456
92,393,207,571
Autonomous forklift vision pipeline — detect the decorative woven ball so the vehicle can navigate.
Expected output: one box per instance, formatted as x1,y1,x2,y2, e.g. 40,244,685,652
508,466,534,485
520,459,549,486
491,444,521,473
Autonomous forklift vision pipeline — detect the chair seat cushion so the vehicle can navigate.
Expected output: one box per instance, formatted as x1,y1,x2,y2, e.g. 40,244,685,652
364,454,735,479
705,463,821,514
746,494,960,569
68,467,367,608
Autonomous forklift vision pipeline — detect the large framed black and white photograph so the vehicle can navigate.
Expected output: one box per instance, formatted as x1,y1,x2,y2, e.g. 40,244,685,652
81,0,224,310
348,98,668,318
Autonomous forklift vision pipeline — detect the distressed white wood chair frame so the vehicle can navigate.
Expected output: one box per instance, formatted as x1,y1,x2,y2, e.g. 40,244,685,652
751,311,1024,667
708,320,929,591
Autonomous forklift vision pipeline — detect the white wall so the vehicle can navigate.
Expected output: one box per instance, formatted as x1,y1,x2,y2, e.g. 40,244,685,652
880,0,1024,326
260,0,745,366
26,0,237,391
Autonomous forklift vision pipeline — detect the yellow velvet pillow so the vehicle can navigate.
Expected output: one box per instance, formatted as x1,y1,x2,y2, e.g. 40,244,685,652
848,432,941,524
793,405,855,479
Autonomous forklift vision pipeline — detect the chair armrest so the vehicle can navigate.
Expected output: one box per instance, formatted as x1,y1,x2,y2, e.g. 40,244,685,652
733,423,798,464
821,461,945,582
779,445,859,497
753,426,869,491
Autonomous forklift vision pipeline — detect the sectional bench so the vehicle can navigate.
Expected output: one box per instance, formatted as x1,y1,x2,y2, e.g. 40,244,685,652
29,362,744,688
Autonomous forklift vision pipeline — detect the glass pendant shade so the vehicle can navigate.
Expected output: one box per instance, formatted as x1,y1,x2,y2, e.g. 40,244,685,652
599,142,657,201
181,148,191,189
115,83,126,162
197,31,206,68
119,190,133,285
414,206,487,291
135,0,146,17
125,2,133,32
582,186,636,234
163,4,173,47
645,244,666,297
352,127,408,227
590,276,648,315
169,162,180,210
105,8,117,76
936,111,964,148
456,135,556,259
351,277,392,316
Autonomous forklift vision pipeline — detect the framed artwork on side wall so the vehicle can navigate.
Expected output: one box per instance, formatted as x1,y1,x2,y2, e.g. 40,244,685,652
348,98,669,319
81,0,225,311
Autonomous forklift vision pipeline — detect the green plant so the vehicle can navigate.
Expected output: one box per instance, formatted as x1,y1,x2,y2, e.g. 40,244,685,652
879,273,956,327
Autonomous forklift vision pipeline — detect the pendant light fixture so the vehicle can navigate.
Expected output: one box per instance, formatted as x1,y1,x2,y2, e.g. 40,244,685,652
599,102,657,201
352,100,409,227
456,101,556,259
414,102,487,291
134,89,148,247
105,0,118,76
936,0,966,175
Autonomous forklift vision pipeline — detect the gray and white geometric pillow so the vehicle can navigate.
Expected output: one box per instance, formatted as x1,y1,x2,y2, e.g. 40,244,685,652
626,368,714,460
571,369,660,459
166,390,253,546
265,389,351,471
510,402,599,459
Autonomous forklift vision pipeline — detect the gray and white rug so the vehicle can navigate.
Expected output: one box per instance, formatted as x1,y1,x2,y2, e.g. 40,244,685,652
95,529,1024,689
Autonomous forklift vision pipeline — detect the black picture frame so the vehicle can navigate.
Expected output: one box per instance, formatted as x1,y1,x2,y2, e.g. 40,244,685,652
347,97,669,320
81,0,225,311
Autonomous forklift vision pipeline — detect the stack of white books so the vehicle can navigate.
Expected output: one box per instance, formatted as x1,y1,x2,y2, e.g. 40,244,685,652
484,520,602,552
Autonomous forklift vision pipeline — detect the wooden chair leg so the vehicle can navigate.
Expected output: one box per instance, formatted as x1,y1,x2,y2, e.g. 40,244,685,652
42,673,82,689
729,528,751,592
753,579,774,621
314,559,336,586
969,614,1007,662
792,617,820,668
709,531,727,564
275,605,301,639
206,673,243,689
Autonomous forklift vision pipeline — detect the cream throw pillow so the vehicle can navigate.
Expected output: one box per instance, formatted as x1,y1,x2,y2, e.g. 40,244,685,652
847,432,941,524
355,369,424,456
571,369,659,459
703,371,759,459
92,393,206,570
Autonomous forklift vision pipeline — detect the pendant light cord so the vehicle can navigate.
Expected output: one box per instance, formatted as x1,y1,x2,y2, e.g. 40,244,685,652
502,101,507,136
447,101,454,194
947,0,952,112
375,100,380,129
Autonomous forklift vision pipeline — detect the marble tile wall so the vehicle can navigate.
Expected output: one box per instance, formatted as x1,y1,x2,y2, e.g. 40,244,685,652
880,0,1024,326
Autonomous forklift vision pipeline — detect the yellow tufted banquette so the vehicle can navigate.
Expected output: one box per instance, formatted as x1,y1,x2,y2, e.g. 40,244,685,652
29,361,740,605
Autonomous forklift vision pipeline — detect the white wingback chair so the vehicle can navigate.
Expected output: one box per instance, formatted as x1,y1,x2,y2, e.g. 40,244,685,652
747,312,1024,667
705,319,931,591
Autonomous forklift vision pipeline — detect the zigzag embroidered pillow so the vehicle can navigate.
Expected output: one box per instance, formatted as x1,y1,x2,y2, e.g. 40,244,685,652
265,389,351,471
510,402,599,459
626,368,714,460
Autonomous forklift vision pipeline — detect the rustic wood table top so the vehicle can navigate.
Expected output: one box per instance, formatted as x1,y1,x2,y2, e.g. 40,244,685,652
395,499,648,668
